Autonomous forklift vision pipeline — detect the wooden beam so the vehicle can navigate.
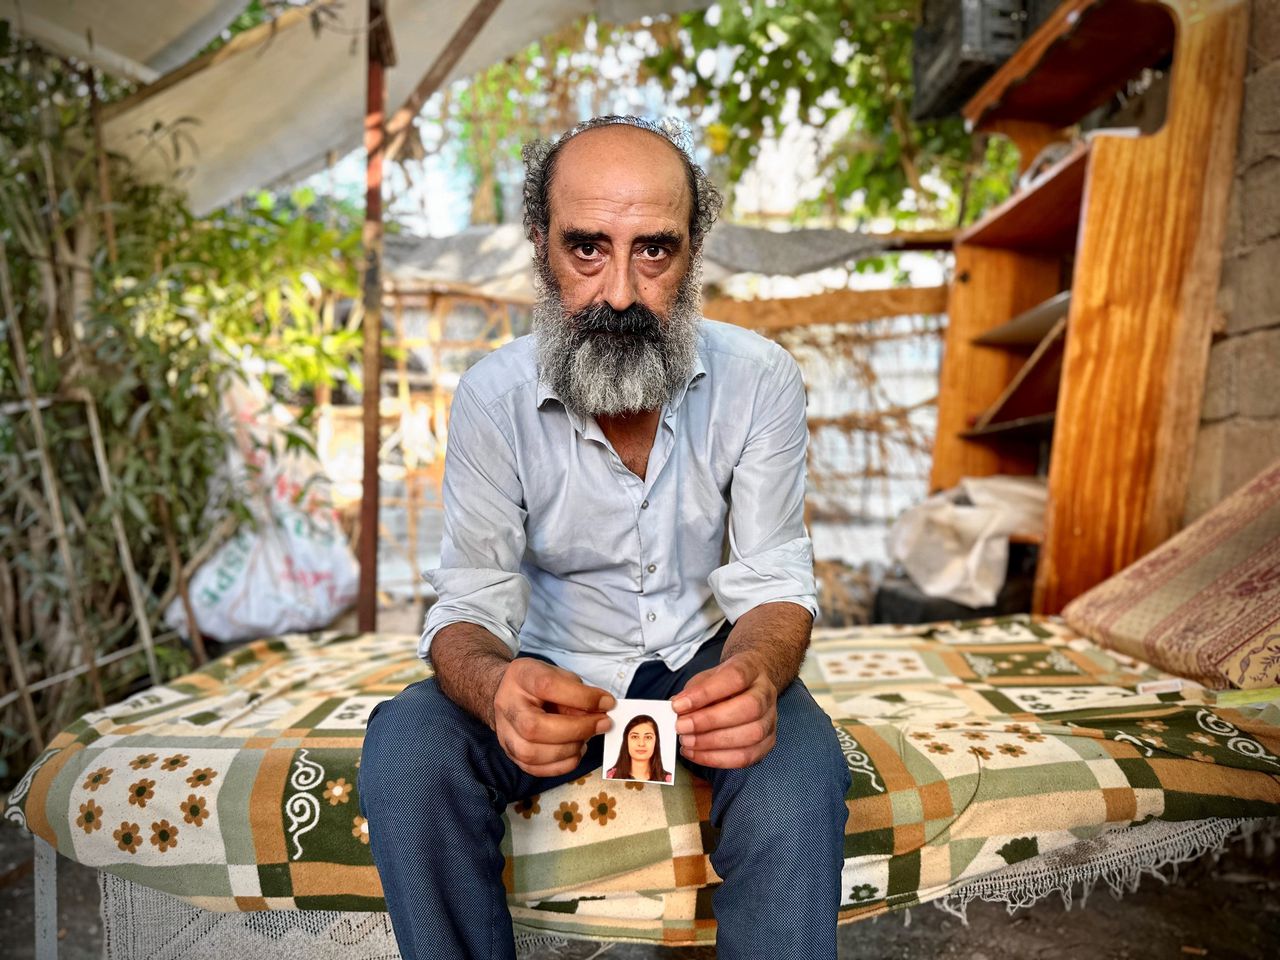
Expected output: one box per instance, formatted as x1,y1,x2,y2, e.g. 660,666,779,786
880,229,957,251
385,0,503,163
703,285,949,333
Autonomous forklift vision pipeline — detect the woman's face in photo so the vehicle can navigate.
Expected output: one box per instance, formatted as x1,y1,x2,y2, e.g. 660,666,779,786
627,722,657,763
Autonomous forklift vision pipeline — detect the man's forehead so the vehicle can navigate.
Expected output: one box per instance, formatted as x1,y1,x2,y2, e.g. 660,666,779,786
548,125,692,233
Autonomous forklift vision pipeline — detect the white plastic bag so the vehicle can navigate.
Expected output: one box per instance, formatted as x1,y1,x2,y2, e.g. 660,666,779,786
886,476,1046,608
164,374,358,643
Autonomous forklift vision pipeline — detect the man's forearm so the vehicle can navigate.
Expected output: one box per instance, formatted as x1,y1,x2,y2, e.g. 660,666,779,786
427,622,514,730
721,600,814,692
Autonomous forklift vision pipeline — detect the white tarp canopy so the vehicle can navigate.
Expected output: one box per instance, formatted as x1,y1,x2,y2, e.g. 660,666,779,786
386,223,890,300
3,0,711,215
0,0,248,82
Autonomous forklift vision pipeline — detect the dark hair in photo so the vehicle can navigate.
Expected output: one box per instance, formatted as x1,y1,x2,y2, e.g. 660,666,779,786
610,714,668,782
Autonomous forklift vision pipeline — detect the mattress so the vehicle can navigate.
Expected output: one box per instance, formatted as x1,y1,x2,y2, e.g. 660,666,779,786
6,614,1279,946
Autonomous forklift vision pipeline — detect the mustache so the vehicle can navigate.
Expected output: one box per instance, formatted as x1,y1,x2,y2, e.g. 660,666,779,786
570,301,664,338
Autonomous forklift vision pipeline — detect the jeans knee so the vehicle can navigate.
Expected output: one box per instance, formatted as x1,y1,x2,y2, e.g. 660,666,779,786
358,679,470,806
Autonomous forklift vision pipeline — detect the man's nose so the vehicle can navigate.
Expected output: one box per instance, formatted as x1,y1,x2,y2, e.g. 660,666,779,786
601,254,637,311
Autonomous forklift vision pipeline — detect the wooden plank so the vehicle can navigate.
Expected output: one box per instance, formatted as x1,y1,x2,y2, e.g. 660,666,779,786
960,412,1055,440
973,291,1070,348
964,0,1176,131
1034,0,1250,613
929,246,1060,492
972,317,1066,430
959,142,1089,254
702,285,948,332
386,0,504,162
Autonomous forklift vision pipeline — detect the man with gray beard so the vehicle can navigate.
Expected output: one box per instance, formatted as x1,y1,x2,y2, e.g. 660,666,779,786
358,116,851,960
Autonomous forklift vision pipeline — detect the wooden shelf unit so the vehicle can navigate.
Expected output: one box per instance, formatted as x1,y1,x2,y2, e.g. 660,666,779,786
929,0,1249,615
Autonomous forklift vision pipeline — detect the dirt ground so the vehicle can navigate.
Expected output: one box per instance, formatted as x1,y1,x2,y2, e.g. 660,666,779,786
2,821,1277,960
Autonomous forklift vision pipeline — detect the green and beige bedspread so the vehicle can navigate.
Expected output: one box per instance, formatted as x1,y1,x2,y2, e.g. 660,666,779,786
5,615,1280,945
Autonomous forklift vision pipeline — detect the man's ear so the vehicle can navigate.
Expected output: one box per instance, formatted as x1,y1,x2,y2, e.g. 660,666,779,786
532,227,546,259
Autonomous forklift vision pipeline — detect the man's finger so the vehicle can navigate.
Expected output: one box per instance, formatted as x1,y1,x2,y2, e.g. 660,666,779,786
676,687,769,735
516,753,589,778
678,715,774,751
514,661,616,713
680,734,777,770
507,708,607,745
670,660,754,714
501,734,586,769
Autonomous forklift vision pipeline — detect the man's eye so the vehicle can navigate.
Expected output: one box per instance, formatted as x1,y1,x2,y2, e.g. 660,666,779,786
574,243,599,258
639,245,666,260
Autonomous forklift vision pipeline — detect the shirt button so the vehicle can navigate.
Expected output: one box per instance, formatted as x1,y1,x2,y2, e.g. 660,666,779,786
641,499,649,509
646,612,657,622
647,563,657,573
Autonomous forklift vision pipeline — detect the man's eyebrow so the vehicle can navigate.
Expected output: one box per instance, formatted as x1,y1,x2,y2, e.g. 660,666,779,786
634,230,683,248
558,228,685,247
560,228,608,246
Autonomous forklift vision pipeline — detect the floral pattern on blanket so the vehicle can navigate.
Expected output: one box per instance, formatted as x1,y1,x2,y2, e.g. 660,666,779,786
5,616,1280,943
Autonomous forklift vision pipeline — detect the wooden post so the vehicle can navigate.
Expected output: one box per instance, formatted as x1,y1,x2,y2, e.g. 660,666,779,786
384,0,504,163
358,1,396,632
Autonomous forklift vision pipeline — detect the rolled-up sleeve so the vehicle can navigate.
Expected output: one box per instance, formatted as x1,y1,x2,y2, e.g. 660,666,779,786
708,351,819,623
420,380,530,661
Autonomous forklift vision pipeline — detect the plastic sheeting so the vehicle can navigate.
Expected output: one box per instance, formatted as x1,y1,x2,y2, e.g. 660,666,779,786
887,475,1047,608
83,0,711,214
0,0,246,82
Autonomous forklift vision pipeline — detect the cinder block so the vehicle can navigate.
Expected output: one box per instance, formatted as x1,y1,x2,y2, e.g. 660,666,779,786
1237,328,1280,417
1224,174,1245,252
1250,0,1280,71
1183,420,1228,524
1223,236,1280,335
1242,159,1280,246
1221,417,1280,496
1184,417,1280,524
1241,60,1280,168
1200,336,1239,421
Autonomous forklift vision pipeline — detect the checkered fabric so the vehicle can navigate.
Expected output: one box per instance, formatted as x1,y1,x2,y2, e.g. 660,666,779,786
5,615,1279,945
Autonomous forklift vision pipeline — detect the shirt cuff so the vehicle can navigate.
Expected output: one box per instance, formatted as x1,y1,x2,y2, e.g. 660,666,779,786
419,567,530,661
707,536,820,624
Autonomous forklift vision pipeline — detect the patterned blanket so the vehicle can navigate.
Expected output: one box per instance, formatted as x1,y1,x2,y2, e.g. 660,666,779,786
5,615,1280,946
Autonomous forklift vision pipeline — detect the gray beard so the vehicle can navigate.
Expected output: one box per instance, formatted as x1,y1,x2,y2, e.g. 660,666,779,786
532,255,702,419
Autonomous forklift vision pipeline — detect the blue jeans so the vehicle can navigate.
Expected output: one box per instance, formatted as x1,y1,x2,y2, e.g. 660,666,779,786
358,623,851,959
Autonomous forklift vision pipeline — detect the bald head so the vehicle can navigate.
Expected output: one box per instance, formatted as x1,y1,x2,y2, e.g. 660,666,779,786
547,125,694,250
521,115,723,255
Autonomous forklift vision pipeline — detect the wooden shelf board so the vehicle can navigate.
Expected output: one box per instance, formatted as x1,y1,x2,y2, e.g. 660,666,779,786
959,144,1089,254
972,316,1067,432
960,412,1056,441
964,0,1176,131
973,291,1072,348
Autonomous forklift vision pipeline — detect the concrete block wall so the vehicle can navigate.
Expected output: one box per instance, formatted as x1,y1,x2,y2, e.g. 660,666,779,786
1185,0,1280,522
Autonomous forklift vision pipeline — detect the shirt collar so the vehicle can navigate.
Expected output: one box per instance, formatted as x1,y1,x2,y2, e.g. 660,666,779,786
536,331,708,428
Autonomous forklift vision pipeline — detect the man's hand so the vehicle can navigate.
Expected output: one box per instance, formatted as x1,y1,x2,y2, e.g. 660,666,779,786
494,659,616,777
671,652,778,769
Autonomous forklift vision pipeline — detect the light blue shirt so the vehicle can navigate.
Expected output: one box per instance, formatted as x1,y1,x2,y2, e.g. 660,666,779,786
421,318,819,698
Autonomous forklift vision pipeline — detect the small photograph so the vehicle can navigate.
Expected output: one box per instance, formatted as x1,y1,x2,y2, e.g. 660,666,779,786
601,699,678,786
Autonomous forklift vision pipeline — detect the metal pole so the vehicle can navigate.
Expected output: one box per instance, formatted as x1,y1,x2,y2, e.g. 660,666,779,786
34,834,58,960
358,0,395,632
